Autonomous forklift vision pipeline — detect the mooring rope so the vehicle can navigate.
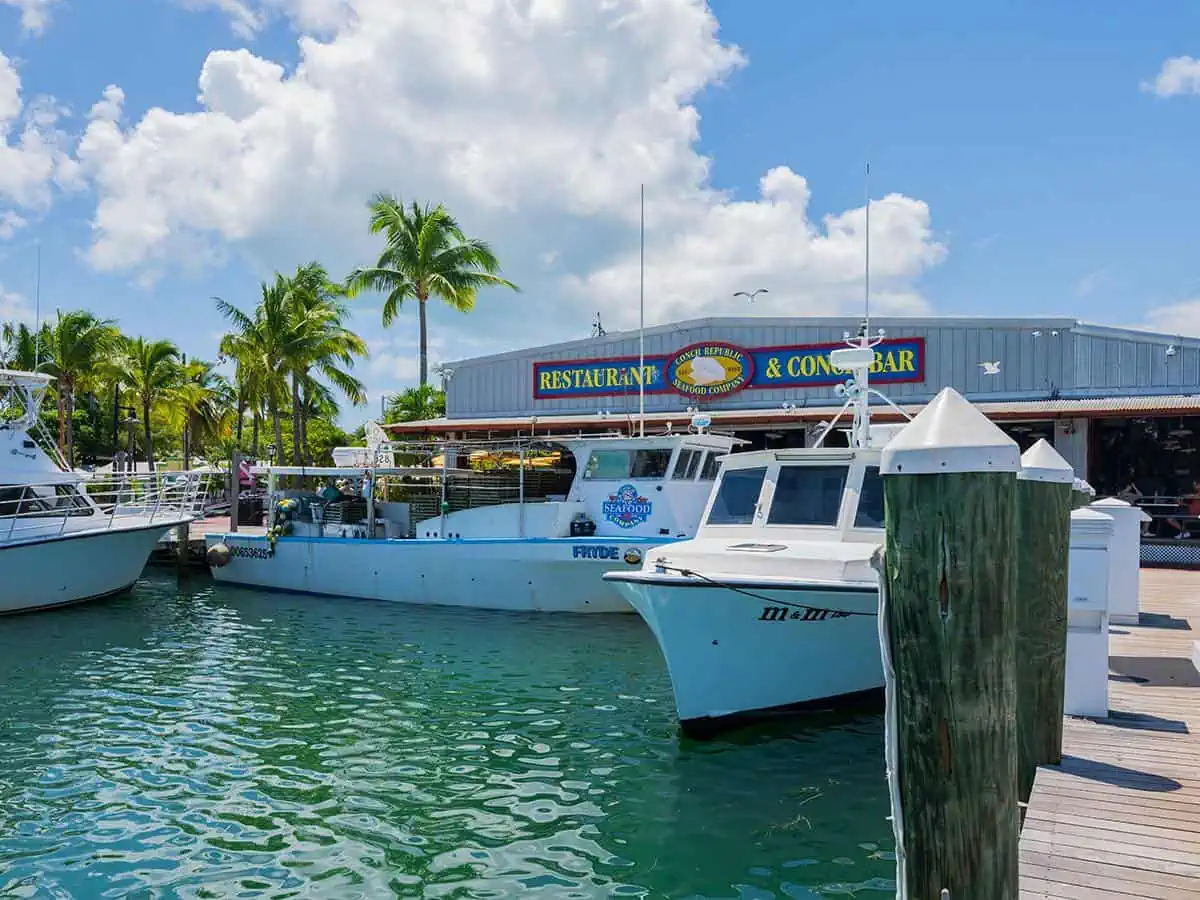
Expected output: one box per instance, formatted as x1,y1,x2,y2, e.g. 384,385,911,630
649,561,879,618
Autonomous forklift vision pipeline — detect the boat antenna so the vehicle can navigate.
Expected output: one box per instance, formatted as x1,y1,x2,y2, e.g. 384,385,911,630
864,162,870,335
638,183,645,438
33,242,41,371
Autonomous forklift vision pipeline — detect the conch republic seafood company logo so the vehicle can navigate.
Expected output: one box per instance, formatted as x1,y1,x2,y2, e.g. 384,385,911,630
665,342,753,397
603,484,652,529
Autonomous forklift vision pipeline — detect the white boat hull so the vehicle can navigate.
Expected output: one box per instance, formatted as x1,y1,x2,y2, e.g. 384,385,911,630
206,535,667,613
0,520,185,615
609,576,883,729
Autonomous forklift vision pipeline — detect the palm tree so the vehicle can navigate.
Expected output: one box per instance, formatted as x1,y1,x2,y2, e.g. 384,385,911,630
172,359,232,468
41,311,119,466
0,322,49,371
386,385,446,423
280,262,367,465
346,194,518,385
115,337,181,471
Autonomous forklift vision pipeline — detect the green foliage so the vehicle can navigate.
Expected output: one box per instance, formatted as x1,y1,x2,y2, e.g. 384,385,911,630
385,385,446,423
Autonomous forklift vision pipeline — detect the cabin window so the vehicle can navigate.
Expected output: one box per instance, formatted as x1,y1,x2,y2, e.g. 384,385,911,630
0,484,93,517
767,465,849,527
672,449,702,481
699,452,721,480
582,448,673,480
631,449,672,479
583,450,631,479
854,467,885,529
707,467,767,525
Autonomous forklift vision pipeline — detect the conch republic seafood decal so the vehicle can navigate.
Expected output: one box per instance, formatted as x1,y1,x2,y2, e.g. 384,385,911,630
603,484,652,529
532,337,924,399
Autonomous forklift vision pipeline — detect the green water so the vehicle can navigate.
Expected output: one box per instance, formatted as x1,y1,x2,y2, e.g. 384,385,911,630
0,573,894,899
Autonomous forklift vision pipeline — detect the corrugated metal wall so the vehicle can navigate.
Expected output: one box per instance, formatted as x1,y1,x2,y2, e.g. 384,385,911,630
444,317,1199,419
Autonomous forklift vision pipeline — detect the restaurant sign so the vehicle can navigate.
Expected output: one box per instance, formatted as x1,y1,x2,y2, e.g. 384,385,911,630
533,337,924,399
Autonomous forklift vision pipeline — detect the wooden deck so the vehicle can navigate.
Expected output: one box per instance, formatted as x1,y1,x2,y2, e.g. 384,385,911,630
1020,568,1200,899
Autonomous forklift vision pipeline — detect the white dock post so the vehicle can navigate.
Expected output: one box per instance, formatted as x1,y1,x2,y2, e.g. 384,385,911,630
1064,508,1114,717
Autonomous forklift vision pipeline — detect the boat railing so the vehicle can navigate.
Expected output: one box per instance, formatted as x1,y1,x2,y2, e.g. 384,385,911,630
0,472,211,543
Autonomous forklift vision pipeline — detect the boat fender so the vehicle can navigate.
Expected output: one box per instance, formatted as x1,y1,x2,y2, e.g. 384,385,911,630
207,542,232,568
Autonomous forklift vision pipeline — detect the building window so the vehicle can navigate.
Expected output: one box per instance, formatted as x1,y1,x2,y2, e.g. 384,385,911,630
767,465,848,527
854,467,885,529
706,467,767,525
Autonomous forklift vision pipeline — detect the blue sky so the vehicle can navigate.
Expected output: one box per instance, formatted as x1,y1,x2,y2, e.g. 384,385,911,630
0,0,1197,426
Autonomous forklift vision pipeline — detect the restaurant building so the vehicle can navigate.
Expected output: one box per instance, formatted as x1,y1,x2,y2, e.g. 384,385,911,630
387,315,1200,566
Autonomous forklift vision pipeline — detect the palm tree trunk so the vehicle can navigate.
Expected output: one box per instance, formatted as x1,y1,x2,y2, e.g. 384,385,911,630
182,421,190,471
235,390,245,446
65,384,75,469
291,373,302,466
57,390,67,460
271,403,283,462
143,398,155,471
300,383,310,463
418,295,429,386
252,413,260,458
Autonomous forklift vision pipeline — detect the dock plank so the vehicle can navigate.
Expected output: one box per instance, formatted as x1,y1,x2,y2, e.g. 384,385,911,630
1020,567,1200,899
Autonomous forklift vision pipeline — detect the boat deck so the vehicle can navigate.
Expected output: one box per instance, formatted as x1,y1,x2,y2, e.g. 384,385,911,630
149,516,266,568
1020,567,1200,899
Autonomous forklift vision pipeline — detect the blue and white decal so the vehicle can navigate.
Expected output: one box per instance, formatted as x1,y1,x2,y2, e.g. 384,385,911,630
602,484,652,529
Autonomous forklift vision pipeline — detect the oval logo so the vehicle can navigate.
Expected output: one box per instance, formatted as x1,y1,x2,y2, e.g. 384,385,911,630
666,342,753,397
623,548,643,566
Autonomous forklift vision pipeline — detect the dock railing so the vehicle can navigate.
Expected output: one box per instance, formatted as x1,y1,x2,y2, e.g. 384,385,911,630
0,472,211,543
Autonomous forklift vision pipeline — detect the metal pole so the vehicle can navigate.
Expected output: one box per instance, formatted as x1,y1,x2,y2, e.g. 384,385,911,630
229,449,241,534
638,183,645,438
518,444,526,538
365,471,376,538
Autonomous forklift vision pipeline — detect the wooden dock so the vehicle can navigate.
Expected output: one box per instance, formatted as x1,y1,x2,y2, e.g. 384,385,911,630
1020,567,1200,899
148,516,266,568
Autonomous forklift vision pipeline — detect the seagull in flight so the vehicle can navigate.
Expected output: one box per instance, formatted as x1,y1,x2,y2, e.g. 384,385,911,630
978,361,1001,376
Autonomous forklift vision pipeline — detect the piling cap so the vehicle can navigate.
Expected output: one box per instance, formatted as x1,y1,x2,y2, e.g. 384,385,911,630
1017,439,1075,484
1073,478,1096,496
880,387,1021,476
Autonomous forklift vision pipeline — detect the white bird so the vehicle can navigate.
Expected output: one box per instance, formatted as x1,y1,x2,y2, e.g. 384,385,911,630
978,361,1001,375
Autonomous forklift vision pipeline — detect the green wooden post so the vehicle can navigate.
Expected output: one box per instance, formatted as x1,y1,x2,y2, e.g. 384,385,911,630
880,387,1022,900
1015,439,1075,806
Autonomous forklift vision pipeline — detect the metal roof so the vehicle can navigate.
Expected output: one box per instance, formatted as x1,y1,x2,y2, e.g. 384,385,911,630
385,393,1200,434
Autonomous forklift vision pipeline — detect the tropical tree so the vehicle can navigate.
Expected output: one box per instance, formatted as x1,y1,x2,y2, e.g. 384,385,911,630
280,262,367,465
346,194,518,386
0,322,49,371
115,337,181,471
385,385,445,423
216,264,367,467
40,311,119,466
171,358,233,468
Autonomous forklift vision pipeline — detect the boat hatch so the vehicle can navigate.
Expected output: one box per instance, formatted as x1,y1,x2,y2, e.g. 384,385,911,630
726,542,787,552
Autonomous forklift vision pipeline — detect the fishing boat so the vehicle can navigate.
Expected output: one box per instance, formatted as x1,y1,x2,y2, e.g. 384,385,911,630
603,331,911,732
205,425,741,613
0,369,204,615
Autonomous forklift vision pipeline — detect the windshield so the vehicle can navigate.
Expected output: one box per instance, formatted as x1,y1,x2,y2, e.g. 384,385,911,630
766,465,848,527
583,448,673,480
706,467,767,525
854,467,885,528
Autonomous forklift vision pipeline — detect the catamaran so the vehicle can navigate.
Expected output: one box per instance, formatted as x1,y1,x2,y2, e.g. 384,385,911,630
603,332,910,732
0,369,204,615
205,426,741,613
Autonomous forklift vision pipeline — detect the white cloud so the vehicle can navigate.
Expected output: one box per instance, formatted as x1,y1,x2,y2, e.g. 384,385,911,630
1074,267,1113,298
75,0,946,369
176,1,267,38
0,285,33,323
1144,299,1200,338
1143,56,1200,98
0,0,58,35
0,52,81,229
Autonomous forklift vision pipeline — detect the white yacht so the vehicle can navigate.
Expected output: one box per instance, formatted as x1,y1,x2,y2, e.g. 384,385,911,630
205,428,740,613
604,338,908,732
0,369,203,615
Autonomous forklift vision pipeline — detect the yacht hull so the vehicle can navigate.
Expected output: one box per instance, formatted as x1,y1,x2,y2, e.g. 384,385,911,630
0,520,186,615
205,534,666,613
608,576,883,729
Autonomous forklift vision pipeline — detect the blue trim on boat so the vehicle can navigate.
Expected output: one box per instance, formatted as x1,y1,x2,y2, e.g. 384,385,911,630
206,534,683,546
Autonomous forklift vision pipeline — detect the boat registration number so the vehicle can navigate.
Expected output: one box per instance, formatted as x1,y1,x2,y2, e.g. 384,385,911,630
230,545,272,560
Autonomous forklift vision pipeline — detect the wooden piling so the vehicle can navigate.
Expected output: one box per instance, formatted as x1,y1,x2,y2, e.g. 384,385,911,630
879,387,1023,900
1014,439,1075,806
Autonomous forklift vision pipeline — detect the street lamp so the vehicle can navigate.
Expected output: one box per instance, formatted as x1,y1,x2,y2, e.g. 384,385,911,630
734,288,768,302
